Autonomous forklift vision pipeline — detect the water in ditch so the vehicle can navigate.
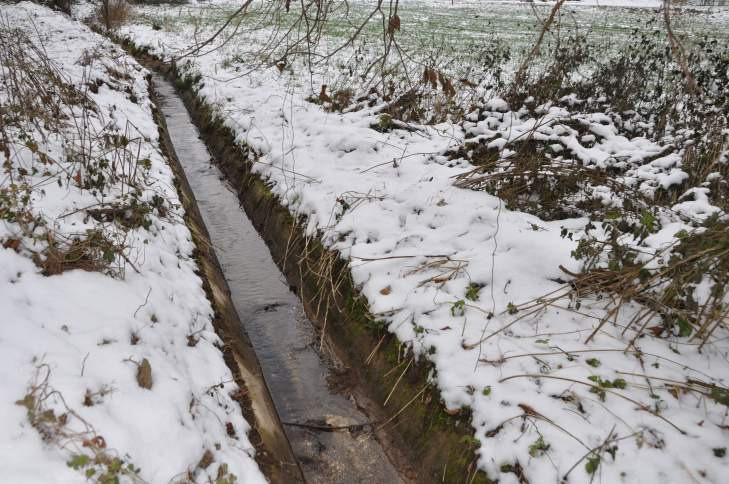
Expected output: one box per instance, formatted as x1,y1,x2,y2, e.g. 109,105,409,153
152,74,404,484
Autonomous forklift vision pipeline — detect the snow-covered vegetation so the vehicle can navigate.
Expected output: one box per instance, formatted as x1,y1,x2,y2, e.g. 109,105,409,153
117,0,729,482
1,0,727,482
0,3,265,482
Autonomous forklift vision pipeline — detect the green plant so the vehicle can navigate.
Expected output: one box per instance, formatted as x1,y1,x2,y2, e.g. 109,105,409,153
528,436,550,458
465,283,481,301
16,365,143,483
450,299,466,317
587,376,628,401
376,113,393,132
585,455,601,475
67,452,141,483
566,217,729,348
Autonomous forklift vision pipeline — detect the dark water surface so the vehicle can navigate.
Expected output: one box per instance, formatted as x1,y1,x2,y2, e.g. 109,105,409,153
152,74,403,484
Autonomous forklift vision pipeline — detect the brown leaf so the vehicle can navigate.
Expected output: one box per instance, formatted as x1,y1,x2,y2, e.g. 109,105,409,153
387,15,401,35
379,286,392,295
427,68,438,89
667,385,685,400
197,449,214,470
2,238,21,251
518,403,542,418
137,358,153,390
438,71,456,98
319,84,331,104
83,435,107,449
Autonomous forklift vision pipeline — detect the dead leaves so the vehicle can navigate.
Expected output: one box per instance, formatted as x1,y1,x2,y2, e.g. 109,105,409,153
421,66,456,98
82,435,107,450
422,66,438,89
136,358,153,390
2,238,21,251
387,15,401,37
319,84,332,104
197,449,214,470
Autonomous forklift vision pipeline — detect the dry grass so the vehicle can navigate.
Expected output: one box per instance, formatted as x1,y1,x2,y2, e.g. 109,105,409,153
37,230,127,277
96,0,131,31
452,137,641,221
578,219,729,348
15,364,145,482
503,218,729,350
0,21,157,278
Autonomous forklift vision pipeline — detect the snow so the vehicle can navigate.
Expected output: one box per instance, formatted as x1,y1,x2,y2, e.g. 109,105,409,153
0,4,266,483
118,3,729,478
115,14,729,482
400,0,664,8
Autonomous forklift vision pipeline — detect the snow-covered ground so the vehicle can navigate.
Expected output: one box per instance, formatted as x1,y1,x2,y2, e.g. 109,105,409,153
0,4,265,483
118,2,729,482
404,0,664,7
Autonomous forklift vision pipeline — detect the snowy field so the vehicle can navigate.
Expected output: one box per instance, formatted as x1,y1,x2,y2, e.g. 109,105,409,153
117,0,729,482
0,3,265,483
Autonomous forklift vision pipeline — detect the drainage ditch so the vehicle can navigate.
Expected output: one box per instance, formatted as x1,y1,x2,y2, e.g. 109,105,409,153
152,74,408,484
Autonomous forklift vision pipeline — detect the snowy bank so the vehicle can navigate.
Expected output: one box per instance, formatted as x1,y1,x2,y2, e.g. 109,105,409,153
120,3,729,483
0,4,266,483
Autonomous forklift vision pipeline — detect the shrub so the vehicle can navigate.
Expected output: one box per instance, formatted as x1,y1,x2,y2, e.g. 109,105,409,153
96,0,131,31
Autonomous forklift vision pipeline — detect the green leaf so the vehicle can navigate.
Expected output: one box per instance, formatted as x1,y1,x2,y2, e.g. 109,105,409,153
640,210,656,232
585,455,601,474
465,283,481,301
67,454,90,470
676,318,692,338
586,358,601,368
528,436,550,457
709,387,729,407
450,300,466,317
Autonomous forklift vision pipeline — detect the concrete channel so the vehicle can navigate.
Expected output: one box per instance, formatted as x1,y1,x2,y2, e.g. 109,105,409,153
152,73,407,484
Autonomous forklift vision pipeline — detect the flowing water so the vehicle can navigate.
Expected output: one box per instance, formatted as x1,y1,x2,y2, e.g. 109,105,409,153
152,74,404,484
